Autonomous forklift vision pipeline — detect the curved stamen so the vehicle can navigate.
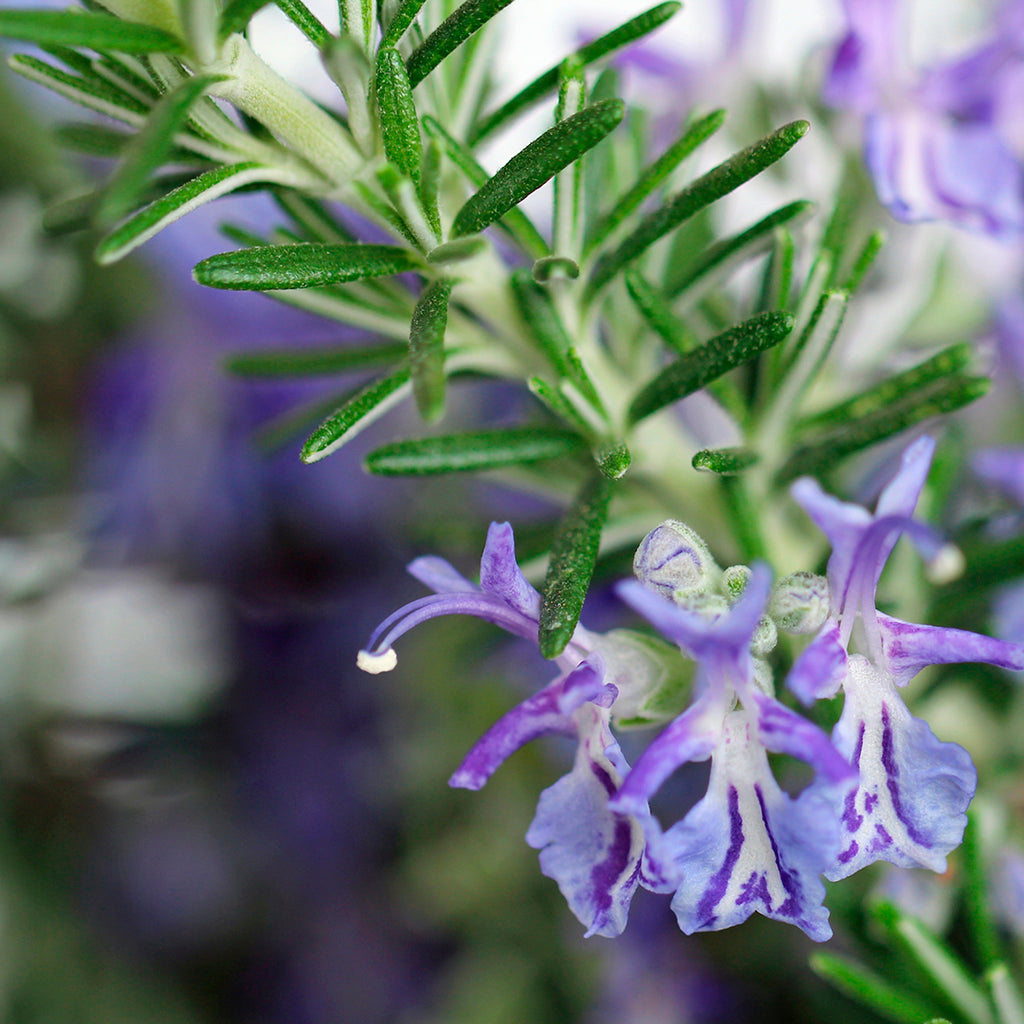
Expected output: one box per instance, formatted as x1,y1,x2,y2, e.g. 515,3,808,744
359,591,542,671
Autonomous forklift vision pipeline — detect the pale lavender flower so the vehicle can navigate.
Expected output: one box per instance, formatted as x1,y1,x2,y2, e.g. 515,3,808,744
358,521,646,938
611,562,854,941
788,436,1024,879
824,0,1024,238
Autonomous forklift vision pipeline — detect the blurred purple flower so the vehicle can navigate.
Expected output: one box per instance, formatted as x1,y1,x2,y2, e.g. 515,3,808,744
824,0,1024,238
788,436,1024,878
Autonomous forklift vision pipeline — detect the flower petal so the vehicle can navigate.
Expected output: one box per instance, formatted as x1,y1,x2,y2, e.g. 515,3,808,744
407,554,477,593
449,657,606,791
663,711,839,941
479,521,541,620
786,622,848,704
878,612,1024,686
526,703,644,937
827,655,977,879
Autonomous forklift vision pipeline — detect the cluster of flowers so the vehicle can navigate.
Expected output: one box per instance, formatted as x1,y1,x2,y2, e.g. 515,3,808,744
358,436,1024,941
827,0,1024,237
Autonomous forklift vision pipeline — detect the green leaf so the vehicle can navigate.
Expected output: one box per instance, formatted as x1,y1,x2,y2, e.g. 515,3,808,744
9,53,148,124
553,57,586,257
587,120,810,297
301,364,412,462
380,0,426,48
624,269,697,356
988,964,1024,1024
0,8,183,52
426,236,486,264
273,0,330,47
873,901,995,1024
528,376,594,436
421,115,548,258
778,375,990,484
194,241,422,289
226,342,408,376
666,199,815,297
810,953,940,1024
585,108,725,257
796,343,974,433
374,46,421,183
532,256,579,281
219,0,270,40
843,229,885,295
271,189,355,242
98,72,224,224
365,427,585,474
755,227,795,312
628,311,794,424
469,2,681,144
452,98,624,239
97,162,299,264
692,447,759,475
539,472,614,658
408,278,452,422
54,121,132,156
594,440,631,479
406,0,519,88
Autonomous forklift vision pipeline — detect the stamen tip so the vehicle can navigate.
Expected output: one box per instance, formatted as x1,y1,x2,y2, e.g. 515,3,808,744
357,648,398,674
926,544,965,585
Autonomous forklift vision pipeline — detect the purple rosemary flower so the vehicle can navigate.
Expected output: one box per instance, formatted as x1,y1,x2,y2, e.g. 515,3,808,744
610,557,854,941
358,521,646,938
824,0,1024,238
788,435,1024,879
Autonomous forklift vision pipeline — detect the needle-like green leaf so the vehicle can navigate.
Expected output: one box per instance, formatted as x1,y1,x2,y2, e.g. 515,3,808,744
585,108,725,257
778,375,990,484
365,427,585,474
421,115,548,257
301,364,412,462
629,311,794,424
273,0,330,47
375,46,421,183
405,0,519,88
469,2,681,144
97,162,299,264
226,342,408,376
451,98,624,239
692,447,759,475
379,0,427,48
587,120,810,298
539,472,614,659
98,72,224,225
219,0,271,40
666,199,815,297
194,241,422,289
810,954,940,1024
0,8,183,52
408,278,452,421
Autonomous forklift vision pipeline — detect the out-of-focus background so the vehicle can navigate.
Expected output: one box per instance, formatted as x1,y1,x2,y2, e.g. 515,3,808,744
0,1,1021,1021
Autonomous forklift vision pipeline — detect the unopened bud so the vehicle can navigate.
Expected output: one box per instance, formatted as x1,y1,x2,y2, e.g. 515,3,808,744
768,572,830,635
633,520,720,603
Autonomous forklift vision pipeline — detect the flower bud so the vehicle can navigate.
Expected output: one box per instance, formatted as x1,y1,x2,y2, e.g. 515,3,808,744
633,520,719,603
768,572,830,635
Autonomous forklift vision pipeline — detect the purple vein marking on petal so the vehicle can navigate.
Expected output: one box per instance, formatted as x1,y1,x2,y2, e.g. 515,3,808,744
588,817,639,929
880,702,929,846
755,784,803,923
736,871,771,908
869,823,893,854
864,792,878,813
837,840,859,864
590,756,617,798
841,787,863,832
694,785,745,929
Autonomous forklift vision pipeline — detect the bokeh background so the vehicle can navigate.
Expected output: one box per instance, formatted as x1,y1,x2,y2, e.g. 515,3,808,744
1,1,1023,1021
